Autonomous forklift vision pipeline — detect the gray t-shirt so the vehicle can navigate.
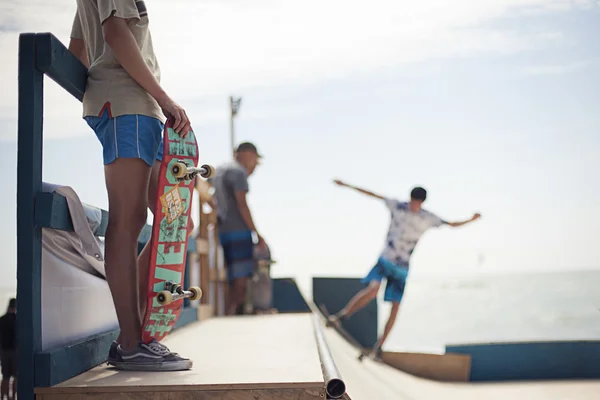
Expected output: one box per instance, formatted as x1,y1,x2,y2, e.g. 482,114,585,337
211,161,250,233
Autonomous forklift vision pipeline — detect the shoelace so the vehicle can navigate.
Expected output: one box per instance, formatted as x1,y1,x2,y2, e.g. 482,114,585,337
150,339,171,351
143,340,171,356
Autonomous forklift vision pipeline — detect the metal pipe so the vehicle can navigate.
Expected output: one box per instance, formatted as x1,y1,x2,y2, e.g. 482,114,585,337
312,312,347,399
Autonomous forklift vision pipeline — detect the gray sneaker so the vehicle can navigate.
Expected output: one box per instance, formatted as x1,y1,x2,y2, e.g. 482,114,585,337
110,340,192,371
107,341,119,365
326,314,342,328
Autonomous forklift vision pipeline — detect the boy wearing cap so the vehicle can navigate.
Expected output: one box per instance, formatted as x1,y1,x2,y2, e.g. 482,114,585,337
327,179,481,360
211,142,266,315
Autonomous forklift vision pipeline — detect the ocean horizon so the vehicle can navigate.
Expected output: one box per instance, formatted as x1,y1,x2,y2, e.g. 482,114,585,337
2,268,598,354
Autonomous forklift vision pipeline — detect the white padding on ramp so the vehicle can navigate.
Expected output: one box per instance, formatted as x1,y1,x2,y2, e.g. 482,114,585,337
41,246,117,351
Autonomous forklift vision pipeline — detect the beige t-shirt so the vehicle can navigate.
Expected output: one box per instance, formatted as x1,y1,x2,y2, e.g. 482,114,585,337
71,0,165,122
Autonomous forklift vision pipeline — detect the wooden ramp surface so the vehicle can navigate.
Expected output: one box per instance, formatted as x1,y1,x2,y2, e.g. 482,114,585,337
36,314,326,400
323,321,600,400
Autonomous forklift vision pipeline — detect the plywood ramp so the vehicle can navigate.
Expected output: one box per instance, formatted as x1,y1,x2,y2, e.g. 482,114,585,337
35,314,327,400
323,322,600,400
381,351,471,382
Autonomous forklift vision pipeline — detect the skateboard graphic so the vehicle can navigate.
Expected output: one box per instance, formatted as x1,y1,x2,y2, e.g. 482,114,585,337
140,119,215,343
243,244,277,315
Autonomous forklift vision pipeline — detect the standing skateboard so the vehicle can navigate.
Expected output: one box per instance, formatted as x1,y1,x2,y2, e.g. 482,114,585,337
243,244,277,315
140,118,215,343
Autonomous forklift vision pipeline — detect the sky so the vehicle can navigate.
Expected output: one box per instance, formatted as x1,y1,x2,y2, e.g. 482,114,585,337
1,0,599,290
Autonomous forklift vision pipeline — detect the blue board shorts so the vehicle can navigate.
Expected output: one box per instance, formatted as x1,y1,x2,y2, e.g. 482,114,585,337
84,108,164,166
361,257,409,303
218,230,255,283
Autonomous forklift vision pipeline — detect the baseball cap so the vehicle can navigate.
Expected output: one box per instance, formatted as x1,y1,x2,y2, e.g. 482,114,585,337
236,142,263,158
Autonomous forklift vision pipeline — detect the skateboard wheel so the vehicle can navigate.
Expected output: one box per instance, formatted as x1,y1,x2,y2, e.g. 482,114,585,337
200,164,215,179
157,290,173,306
189,286,203,301
171,162,188,179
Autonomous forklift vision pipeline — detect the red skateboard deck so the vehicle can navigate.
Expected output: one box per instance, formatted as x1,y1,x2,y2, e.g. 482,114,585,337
140,119,214,343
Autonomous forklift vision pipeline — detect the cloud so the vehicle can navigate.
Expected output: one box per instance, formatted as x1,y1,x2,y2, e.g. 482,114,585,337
0,0,588,140
521,58,600,75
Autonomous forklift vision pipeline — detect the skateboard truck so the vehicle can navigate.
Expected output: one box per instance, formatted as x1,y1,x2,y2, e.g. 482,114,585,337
171,160,215,182
156,280,203,306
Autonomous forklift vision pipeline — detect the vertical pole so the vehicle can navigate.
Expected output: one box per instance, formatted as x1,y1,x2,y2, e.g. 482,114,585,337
199,202,210,305
229,96,235,159
17,33,44,400
183,252,191,308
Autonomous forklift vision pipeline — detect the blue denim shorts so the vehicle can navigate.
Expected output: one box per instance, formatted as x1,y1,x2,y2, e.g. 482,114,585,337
361,257,409,303
218,230,256,282
84,109,164,166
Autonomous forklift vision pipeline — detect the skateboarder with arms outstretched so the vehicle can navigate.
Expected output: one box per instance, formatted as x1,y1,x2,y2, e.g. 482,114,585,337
68,0,194,371
327,179,481,360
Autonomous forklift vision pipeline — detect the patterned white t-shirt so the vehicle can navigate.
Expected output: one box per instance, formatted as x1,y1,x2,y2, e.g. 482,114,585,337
380,198,446,267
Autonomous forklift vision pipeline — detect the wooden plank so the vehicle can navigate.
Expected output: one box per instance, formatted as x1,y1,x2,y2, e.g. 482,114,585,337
17,32,45,400
196,179,213,203
200,255,210,304
35,191,109,236
381,351,471,382
197,304,214,321
36,314,324,395
34,33,87,101
209,267,227,282
196,238,210,255
35,330,119,387
212,227,226,315
37,387,323,400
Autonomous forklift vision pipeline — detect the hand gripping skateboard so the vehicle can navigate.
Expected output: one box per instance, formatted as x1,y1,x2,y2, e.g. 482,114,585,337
140,119,215,343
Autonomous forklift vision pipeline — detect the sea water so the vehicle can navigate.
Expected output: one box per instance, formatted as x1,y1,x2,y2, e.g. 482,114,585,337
380,269,600,353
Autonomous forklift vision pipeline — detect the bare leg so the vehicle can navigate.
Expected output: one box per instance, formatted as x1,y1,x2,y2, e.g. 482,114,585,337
335,281,380,319
104,158,152,350
137,161,161,323
115,161,158,344
372,301,400,352
10,378,15,400
1,378,8,400
226,277,248,316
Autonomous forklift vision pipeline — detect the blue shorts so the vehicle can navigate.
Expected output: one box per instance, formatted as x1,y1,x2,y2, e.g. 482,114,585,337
219,230,255,283
361,257,409,303
84,108,164,166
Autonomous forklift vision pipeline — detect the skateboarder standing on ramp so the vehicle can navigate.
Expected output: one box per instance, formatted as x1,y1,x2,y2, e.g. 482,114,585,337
68,0,194,370
210,142,267,316
327,179,481,360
